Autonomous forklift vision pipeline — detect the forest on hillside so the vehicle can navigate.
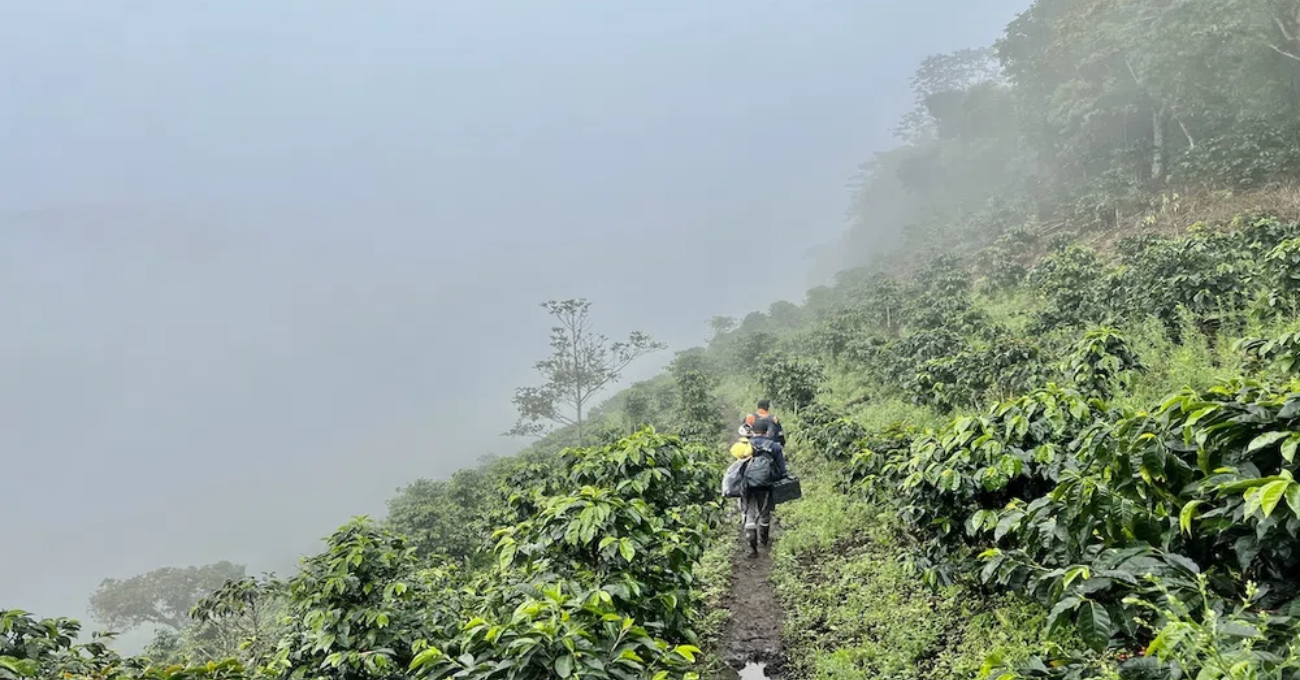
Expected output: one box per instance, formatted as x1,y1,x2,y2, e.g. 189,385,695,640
7,1,1300,679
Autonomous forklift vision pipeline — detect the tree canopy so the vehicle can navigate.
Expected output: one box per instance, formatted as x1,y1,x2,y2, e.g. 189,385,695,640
88,562,246,633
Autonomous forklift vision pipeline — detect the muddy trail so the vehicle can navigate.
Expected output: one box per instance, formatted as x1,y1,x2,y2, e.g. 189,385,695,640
716,518,785,679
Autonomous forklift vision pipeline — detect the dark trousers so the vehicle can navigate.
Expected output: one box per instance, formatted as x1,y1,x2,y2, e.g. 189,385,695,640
742,487,773,531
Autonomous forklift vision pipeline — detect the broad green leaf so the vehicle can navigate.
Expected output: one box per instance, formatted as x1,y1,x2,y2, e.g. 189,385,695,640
1163,552,1200,575
1247,431,1290,452
1179,500,1203,535
1218,476,1279,494
1287,483,1300,517
410,647,444,670
619,538,636,562
0,658,37,677
555,655,574,678
1258,479,1292,517
1063,565,1090,589
1283,434,1300,463
1147,623,1191,658
966,510,996,536
497,541,517,570
672,645,701,663
994,512,1022,541
1185,406,1217,428
1243,486,1263,518
1046,596,1080,635
1076,601,1113,652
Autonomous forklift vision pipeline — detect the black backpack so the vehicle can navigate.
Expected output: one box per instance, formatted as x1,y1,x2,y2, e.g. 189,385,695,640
743,448,777,489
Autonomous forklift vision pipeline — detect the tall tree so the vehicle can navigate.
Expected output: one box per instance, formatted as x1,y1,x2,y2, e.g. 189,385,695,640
707,315,737,338
506,299,666,446
894,47,1005,142
88,561,246,633
145,572,287,665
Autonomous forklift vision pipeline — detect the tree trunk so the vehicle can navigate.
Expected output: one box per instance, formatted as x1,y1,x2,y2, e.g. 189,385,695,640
572,320,584,446
1151,106,1166,184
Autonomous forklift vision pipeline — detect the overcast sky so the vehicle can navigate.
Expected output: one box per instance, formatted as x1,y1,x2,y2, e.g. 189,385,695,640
1,0,1027,640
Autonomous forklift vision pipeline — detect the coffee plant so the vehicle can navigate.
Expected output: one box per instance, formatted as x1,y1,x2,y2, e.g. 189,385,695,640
840,325,1300,679
757,352,825,415
6,429,720,680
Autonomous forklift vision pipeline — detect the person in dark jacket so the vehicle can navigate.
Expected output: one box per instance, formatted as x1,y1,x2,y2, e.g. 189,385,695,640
742,419,787,557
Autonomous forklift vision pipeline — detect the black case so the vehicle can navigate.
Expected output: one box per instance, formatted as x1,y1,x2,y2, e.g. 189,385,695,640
771,475,802,505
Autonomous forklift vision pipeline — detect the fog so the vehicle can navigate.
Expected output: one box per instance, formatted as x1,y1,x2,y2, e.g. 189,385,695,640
1,0,1024,643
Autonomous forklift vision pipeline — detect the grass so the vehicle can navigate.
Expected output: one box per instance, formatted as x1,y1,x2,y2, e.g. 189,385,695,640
768,310,1256,679
695,509,739,678
1088,185,1300,256
974,288,1045,336
850,396,944,433
730,211,1300,679
1112,312,1300,412
771,447,1049,680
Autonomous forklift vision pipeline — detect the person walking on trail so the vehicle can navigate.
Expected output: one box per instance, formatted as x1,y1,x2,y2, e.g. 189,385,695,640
728,423,756,514
744,400,786,446
741,419,787,558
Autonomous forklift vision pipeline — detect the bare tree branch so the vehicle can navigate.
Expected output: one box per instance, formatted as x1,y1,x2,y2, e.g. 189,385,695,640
1266,42,1300,61
1263,0,1300,61
1273,7,1297,42
1177,117,1196,150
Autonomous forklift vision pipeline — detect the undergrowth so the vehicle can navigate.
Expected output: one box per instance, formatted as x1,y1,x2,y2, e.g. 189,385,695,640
772,456,1049,680
762,216,1300,679
696,519,738,678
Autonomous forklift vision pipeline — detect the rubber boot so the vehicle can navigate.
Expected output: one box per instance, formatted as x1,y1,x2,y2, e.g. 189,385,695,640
745,529,759,557
759,524,770,546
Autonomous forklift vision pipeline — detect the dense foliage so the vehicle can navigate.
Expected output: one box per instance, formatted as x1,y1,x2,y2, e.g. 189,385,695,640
13,3,1300,680
759,214,1300,680
4,431,724,680
832,0,1300,275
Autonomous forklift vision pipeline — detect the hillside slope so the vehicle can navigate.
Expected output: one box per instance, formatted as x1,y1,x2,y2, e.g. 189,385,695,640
9,0,1300,678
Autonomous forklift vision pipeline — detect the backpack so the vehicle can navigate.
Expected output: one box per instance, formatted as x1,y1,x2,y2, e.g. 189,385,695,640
743,448,777,489
721,458,749,498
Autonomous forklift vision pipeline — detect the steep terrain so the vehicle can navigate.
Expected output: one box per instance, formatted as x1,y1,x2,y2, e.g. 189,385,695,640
9,0,1300,678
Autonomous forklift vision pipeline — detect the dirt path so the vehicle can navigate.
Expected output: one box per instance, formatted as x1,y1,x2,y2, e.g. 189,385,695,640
716,516,786,678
